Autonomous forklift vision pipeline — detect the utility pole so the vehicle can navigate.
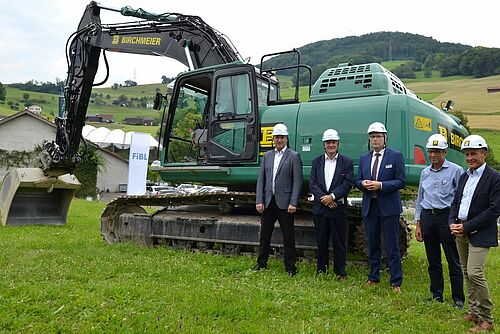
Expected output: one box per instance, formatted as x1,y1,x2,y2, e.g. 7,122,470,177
388,37,393,62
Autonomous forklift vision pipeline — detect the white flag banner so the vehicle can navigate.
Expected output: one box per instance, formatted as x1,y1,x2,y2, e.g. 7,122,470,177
126,132,150,196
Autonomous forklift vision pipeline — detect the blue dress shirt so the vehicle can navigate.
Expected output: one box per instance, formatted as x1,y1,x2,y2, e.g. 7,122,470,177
415,159,464,221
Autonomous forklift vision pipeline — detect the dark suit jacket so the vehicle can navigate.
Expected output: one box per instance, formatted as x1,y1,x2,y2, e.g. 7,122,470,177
356,147,406,217
256,148,303,210
449,164,500,247
309,153,354,217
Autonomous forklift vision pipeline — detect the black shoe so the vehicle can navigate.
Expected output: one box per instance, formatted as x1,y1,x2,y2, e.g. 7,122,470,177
426,296,444,303
453,300,465,309
252,264,266,271
287,271,296,277
316,269,327,275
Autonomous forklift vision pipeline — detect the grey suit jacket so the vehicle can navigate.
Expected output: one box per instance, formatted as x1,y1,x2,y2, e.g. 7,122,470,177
256,148,303,210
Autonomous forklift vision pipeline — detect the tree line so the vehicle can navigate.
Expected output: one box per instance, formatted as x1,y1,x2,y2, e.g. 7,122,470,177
262,32,500,84
9,79,65,95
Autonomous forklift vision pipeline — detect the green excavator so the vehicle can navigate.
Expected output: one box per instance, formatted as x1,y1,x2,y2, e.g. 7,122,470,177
1,2,469,259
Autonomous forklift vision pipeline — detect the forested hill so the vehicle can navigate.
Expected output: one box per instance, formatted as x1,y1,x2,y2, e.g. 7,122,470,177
262,31,500,82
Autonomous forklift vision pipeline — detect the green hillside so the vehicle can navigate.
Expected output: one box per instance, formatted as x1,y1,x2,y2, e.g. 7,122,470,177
0,85,163,136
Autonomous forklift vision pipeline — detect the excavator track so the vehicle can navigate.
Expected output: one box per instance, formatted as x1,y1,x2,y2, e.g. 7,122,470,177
100,192,411,260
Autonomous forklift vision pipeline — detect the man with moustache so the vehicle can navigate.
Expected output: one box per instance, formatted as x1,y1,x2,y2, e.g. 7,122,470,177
415,134,465,308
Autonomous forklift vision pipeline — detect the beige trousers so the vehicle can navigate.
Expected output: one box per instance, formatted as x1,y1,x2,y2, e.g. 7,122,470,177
455,235,493,323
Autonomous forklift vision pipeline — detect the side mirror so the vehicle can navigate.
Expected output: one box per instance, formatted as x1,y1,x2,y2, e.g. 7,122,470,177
153,92,165,110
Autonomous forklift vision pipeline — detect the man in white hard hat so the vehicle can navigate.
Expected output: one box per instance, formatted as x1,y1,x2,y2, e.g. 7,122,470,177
356,122,406,293
309,129,354,279
449,134,499,333
415,134,465,308
255,123,303,276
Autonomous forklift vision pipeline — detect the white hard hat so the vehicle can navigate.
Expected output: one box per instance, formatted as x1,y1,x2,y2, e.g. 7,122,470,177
367,122,387,134
426,134,448,149
461,134,488,150
322,129,340,141
272,123,288,136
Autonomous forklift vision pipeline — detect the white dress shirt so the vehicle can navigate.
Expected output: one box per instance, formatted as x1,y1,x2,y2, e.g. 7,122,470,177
272,147,286,194
324,153,338,199
458,163,486,220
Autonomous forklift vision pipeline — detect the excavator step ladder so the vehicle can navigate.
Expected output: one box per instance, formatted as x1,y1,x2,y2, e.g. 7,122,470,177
0,168,80,226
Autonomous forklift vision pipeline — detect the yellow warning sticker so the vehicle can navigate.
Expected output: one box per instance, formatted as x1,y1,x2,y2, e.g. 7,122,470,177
414,116,432,132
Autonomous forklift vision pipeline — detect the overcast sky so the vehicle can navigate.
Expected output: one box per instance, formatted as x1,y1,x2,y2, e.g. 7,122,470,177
1,0,498,86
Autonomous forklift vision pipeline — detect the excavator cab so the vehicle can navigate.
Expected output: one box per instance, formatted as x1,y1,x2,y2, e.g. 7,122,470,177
1,168,80,226
163,63,260,166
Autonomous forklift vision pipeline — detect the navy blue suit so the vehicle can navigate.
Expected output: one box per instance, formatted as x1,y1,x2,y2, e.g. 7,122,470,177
356,147,406,286
310,154,354,275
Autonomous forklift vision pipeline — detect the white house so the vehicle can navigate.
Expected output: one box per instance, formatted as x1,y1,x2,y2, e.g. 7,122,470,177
0,111,129,192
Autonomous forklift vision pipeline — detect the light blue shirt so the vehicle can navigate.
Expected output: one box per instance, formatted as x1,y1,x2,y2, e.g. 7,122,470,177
415,160,463,221
458,162,487,220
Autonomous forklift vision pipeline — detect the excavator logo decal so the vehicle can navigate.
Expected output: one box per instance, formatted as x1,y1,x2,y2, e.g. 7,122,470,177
111,36,162,46
438,124,448,139
438,123,465,151
259,123,278,155
450,131,464,150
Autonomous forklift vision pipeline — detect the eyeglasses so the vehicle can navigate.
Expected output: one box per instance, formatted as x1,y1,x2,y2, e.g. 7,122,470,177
369,134,384,139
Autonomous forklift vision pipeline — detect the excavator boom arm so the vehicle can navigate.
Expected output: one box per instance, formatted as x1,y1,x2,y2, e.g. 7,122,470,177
41,1,242,175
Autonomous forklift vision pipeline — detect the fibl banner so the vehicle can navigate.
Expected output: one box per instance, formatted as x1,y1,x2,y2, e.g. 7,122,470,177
127,132,150,196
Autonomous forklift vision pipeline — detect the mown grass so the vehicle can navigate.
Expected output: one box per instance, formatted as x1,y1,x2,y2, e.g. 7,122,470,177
1,199,499,333
413,92,443,101
406,75,500,115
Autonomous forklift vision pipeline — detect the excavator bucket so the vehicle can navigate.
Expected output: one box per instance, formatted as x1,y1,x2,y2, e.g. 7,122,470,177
0,168,80,226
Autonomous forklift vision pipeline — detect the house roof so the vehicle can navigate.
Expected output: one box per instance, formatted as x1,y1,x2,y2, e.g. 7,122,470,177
0,110,129,163
0,110,54,127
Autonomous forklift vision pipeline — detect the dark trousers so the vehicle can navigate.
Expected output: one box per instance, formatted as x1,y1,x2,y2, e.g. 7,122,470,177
364,199,402,286
257,197,296,273
313,213,348,276
421,209,464,302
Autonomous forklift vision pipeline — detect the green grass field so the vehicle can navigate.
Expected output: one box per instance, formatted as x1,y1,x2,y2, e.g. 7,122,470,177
474,129,500,159
1,199,499,333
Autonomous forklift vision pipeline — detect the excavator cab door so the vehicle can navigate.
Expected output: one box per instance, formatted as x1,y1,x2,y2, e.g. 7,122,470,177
206,64,259,164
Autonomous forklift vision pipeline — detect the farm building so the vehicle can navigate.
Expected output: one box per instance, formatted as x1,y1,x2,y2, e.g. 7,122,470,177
123,116,157,126
0,110,129,193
